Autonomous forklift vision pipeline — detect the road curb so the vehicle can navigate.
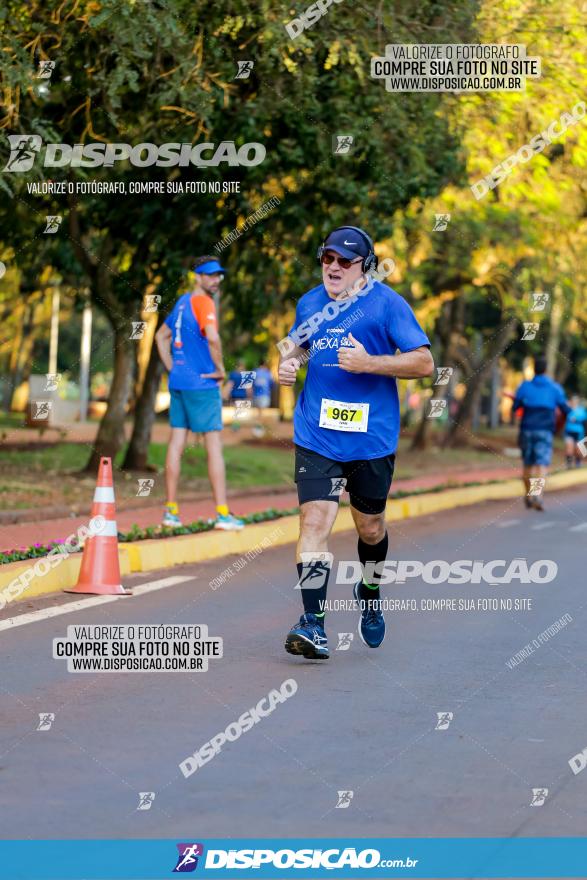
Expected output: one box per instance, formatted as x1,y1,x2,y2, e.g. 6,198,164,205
2,468,586,604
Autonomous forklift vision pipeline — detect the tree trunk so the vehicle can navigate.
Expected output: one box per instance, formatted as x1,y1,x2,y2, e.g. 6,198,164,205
410,311,451,451
546,283,564,379
4,302,28,411
84,326,134,472
410,407,430,451
444,318,517,448
122,336,165,470
444,378,484,447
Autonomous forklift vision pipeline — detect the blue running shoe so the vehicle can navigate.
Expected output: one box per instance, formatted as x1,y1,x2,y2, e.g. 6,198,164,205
285,613,329,660
214,513,245,531
162,510,182,527
353,582,385,648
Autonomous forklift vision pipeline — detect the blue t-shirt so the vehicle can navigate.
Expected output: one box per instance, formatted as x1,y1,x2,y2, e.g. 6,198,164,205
253,366,272,398
164,292,217,391
289,279,430,461
565,405,587,437
228,370,249,400
513,375,570,432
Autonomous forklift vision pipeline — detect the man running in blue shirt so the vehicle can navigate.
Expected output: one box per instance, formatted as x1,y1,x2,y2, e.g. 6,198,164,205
252,361,273,412
278,226,434,660
155,256,244,531
564,395,587,469
224,361,250,404
513,355,570,511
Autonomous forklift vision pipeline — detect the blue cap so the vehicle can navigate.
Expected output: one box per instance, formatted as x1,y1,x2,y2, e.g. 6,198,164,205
195,259,226,275
322,228,370,262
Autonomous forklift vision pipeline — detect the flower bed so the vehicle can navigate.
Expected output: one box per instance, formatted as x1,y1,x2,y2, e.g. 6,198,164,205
0,478,506,566
0,507,300,565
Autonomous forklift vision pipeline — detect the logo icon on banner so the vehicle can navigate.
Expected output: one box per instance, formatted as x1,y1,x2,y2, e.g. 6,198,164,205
4,135,42,172
173,843,204,872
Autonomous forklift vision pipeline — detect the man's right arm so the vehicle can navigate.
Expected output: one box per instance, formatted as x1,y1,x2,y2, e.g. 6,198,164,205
278,341,306,386
155,323,173,372
512,383,525,412
201,324,226,381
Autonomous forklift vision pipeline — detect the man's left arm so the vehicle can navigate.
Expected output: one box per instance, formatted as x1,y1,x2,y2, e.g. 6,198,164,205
338,333,434,379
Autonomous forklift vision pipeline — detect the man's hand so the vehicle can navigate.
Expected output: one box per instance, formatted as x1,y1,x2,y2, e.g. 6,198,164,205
201,369,226,383
338,332,371,373
278,357,300,386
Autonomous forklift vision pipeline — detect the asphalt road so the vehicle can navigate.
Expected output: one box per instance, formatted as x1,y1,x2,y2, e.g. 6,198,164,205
2,485,587,845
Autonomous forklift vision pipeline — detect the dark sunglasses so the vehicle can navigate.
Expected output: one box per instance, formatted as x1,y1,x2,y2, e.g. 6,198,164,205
320,252,362,270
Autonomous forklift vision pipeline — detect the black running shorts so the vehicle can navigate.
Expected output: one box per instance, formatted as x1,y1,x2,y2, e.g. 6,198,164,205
294,444,395,514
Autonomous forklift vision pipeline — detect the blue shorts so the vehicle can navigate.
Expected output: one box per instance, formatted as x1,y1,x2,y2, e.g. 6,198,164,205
519,429,553,466
253,395,271,409
169,388,222,433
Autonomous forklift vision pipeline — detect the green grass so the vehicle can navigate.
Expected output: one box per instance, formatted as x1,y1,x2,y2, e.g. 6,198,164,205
0,443,90,472
0,441,295,489
0,412,27,429
151,443,294,488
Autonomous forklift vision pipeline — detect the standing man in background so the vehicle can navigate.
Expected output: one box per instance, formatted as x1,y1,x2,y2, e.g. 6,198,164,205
513,354,570,511
155,255,244,531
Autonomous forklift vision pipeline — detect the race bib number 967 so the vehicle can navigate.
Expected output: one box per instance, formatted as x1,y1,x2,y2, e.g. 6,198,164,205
319,398,369,433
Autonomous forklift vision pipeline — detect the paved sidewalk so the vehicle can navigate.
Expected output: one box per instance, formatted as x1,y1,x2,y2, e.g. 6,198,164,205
1,465,520,551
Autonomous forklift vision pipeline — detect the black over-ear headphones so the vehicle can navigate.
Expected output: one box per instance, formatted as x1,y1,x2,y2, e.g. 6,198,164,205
316,225,378,273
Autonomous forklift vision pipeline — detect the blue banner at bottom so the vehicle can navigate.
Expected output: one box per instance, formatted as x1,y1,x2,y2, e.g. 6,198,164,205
2,838,587,879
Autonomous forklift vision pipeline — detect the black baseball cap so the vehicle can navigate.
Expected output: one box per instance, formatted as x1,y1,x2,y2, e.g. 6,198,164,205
322,228,371,262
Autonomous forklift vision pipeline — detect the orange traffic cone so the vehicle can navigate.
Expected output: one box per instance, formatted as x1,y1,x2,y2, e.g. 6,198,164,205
65,457,131,596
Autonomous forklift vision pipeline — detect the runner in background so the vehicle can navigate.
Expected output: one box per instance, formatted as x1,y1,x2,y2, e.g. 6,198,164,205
155,256,244,531
564,396,587,468
512,354,570,511
224,361,250,405
252,361,274,422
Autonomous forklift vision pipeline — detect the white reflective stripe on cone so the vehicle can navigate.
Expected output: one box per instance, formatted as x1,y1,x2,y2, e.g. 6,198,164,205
94,520,118,537
94,486,116,503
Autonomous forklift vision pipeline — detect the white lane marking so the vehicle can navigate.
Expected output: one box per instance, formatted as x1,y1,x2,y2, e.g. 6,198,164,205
0,576,193,632
132,576,194,597
569,522,587,532
496,519,521,528
531,521,558,530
